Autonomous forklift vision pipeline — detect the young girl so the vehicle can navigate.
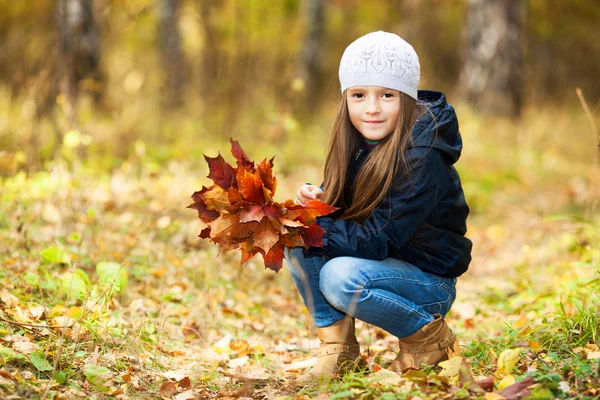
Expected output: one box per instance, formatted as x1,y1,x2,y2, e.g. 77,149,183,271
286,31,472,382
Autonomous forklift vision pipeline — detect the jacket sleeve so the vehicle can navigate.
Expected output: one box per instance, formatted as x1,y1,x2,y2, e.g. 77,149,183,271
316,148,449,260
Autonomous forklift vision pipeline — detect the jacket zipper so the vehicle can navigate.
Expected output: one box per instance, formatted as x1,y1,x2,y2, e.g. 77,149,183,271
354,148,363,161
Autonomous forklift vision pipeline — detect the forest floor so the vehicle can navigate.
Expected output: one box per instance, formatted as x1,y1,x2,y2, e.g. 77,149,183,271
1,134,599,399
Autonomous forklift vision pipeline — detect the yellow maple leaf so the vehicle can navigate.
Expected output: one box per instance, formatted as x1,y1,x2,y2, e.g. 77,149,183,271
438,356,463,378
497,348,520,375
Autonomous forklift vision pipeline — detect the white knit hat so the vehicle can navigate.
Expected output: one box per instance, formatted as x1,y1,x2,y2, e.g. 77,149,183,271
339,31,420,100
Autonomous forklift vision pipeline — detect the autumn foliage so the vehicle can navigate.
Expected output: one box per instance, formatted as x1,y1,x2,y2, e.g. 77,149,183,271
188,139,338,272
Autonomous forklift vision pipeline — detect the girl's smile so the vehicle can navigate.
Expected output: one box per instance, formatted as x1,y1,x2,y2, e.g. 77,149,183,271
346,86,401,141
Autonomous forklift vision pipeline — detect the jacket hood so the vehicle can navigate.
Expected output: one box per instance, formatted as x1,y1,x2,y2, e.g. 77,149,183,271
412,90,463,165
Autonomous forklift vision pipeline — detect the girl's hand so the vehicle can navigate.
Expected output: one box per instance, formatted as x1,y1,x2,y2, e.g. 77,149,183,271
295,184,324,205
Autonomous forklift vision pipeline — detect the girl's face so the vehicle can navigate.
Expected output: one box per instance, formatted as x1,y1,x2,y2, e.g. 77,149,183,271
346,86,400,141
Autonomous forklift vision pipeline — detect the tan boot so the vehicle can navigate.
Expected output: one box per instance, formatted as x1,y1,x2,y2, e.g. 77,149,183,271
296,316,365,383
390,314,460,373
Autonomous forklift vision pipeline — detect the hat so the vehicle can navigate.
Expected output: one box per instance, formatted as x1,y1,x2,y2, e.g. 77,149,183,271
339,31,420,100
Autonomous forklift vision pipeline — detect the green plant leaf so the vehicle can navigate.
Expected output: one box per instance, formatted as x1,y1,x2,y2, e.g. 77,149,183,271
0,345,26,362
96,262,128,293
54,371,67,384
330,390,355,400
29,350,53,371
23,272,40,286
59,268,91,301
68,232,81,242
40,247,70,265
84,364,111,392
39,267,57,291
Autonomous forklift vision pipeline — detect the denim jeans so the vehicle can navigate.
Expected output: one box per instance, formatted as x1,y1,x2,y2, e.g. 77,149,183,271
284,248,457,338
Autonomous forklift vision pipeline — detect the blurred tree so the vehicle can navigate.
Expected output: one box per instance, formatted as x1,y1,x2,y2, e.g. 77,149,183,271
526,1,600,104
158,0,185,108
458,0,526,118
55,0,103,122
296,0,325,113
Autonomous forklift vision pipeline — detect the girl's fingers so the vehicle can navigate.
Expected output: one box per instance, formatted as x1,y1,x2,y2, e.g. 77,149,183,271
302,189,316,199
296,185,324,205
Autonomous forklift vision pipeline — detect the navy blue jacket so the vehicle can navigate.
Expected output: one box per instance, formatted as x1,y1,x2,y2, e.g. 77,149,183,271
315,90,472,278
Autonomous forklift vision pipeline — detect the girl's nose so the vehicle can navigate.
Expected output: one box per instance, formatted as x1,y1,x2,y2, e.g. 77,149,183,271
365,99,380,114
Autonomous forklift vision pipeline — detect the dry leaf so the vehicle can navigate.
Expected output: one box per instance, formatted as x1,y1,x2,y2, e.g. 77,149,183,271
497,374,515,390
158,344,186,357
496,376,534,399
228,356,249,368
27,304,46,320
174,390,196,400
0,290,19,307
230,339,251,357
438,356,463,378
13,341,39,355
0,376,14,387
159,380,178,397
178,376,191,390
484,393,506,400
586,351,600,360
497,349,520,375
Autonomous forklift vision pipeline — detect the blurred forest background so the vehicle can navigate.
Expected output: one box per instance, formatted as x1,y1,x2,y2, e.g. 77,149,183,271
0,0,599,172
1,1,600,398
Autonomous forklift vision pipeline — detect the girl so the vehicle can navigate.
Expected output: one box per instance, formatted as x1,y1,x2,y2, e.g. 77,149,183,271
286,31,472,382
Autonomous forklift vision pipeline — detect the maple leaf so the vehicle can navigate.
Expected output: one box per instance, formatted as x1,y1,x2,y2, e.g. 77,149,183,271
240,240,258,265
262,244,285,272
189,138,339,272
208,216,258,242
257,157,277,200
187,190,219,223
299,223,327,248
202,186,232,213
237,168,266,205
199,226,211,239
239,205,266,223
230,138,254,170
279,233,305,248
283,199,338,224
253,218,280,253
205,154,237,189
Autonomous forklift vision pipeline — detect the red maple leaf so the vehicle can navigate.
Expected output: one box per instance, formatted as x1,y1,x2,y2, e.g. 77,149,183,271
205,154,237,190
188,138,338,272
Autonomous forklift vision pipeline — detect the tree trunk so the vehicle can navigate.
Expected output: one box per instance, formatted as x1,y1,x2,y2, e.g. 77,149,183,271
296,0,325,112
158,0,185,109
458,0,526,118
55,0,102,120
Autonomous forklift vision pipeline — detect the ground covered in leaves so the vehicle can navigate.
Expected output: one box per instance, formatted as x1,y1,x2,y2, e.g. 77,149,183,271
1,118,599,399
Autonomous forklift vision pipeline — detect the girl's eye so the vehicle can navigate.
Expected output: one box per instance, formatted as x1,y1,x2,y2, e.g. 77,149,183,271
352,93,365,98
383,93,395,98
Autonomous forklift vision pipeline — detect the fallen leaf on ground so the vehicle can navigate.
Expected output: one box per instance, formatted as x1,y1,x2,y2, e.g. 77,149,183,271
497,374,515,390
159,380,178,397
174,390,196,400
438,356,463,377
230,339,251,356
497,376,534,400
0,290,19,307
283,357,317,371
497,348,520,375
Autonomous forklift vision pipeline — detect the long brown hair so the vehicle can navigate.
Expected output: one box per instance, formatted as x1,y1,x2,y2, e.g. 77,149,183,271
321,92,426,222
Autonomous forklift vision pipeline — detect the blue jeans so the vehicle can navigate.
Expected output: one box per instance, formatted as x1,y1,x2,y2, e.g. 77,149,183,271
285,248,457,338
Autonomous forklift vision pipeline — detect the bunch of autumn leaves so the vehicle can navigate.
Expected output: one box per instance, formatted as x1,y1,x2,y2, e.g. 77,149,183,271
188,139,338,272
